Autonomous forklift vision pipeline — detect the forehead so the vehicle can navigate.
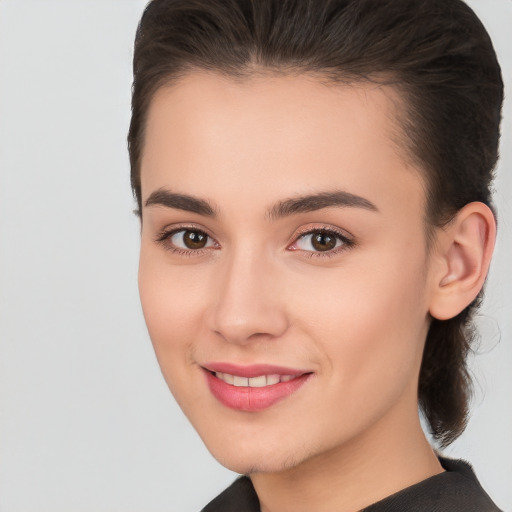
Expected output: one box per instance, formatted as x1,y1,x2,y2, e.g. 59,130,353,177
141,71,425,217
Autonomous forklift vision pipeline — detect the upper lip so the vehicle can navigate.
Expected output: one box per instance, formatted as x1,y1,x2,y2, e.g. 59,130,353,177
203,362,310,378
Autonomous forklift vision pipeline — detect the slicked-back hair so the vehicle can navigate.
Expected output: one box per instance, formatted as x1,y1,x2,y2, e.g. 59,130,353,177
128,0,503,447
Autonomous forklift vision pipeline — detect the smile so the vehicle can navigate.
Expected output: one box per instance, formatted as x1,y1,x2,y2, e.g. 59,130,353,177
203,363,312,412
214,372,297,387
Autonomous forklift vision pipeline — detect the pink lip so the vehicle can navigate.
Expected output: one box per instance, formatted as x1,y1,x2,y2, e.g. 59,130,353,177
202,363,312,412
204,362,307,378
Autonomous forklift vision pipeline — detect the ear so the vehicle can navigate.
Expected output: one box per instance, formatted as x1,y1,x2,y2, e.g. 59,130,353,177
428,202,496,321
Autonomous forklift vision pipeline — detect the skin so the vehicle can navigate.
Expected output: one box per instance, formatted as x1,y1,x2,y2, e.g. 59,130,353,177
137,71,493,512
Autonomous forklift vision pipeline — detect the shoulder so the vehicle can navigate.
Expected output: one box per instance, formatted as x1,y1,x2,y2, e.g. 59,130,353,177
200,476,260,512
200,457,502,512
362,456,502,512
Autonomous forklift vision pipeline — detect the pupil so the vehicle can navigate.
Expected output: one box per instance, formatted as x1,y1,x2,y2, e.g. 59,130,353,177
312,232,336,251
184,230,207,249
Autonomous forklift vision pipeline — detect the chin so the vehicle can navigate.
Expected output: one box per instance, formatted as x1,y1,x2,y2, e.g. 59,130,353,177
204,434,317,475
215,452,305,475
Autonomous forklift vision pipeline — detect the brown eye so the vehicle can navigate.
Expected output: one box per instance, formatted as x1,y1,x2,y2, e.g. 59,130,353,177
311,232,337,251
293,229,349,254
166,228,216,251
182,230,208,249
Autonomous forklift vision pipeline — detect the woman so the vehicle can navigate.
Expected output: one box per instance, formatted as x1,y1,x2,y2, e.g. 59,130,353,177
128,0,504,510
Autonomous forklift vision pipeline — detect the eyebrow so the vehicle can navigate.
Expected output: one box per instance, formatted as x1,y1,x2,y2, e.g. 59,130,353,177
267,190,378,220
145,188,217,216
144,188,378,219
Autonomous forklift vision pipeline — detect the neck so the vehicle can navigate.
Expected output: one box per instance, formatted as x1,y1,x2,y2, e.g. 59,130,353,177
250,401,443,512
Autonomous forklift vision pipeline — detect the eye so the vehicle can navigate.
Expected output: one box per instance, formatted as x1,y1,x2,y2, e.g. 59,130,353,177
156,227,218,253
289,228,353,255
171,229,213,250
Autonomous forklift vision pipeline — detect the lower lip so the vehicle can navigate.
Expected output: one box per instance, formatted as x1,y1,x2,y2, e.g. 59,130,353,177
204,371,311,411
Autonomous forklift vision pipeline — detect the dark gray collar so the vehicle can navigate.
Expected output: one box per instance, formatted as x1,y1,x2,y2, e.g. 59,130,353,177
201,457,502,512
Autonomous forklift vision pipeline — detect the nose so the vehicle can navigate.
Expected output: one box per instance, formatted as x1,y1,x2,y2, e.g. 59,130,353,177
208,249,289,345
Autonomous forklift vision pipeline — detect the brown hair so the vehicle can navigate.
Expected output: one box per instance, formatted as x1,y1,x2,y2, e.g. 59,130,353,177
128,0,503,447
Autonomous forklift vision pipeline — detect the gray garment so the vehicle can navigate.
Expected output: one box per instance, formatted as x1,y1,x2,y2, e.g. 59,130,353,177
201,457,502,512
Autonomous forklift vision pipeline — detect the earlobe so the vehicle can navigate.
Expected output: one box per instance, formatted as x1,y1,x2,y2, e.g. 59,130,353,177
429,202,496,321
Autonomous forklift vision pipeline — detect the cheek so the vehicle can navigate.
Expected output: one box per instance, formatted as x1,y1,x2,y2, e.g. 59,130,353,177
137,251,217,419
137,250,207,371
290,245,429,410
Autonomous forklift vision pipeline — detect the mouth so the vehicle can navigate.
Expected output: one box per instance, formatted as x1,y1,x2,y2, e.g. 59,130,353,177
202,363,312,412
214,372,298,387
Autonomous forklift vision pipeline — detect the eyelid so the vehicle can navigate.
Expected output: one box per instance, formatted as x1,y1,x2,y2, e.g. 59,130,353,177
287,224,355,256
154,223,220,254
153,222,355,258
292,223,354,241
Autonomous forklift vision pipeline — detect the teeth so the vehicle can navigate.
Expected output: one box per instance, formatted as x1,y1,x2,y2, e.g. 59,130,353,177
266,374,280,385
233,376,249,387
223,373,234,385
214,372,297,387
248,375,267,387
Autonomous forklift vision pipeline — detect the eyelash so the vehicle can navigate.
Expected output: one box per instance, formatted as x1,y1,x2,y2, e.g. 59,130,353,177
291,226,355,258
154,224,355,258
154,224,218,256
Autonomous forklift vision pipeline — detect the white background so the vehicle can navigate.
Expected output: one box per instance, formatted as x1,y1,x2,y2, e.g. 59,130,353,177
0,1,510,511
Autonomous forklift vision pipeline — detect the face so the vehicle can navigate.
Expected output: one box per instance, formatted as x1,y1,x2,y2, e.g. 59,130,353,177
138,72,436,474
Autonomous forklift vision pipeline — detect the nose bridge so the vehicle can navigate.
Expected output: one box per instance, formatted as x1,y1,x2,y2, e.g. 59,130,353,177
210,243,288,344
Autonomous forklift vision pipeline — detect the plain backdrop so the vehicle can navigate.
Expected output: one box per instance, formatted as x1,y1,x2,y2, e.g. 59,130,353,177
0,1,511,511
